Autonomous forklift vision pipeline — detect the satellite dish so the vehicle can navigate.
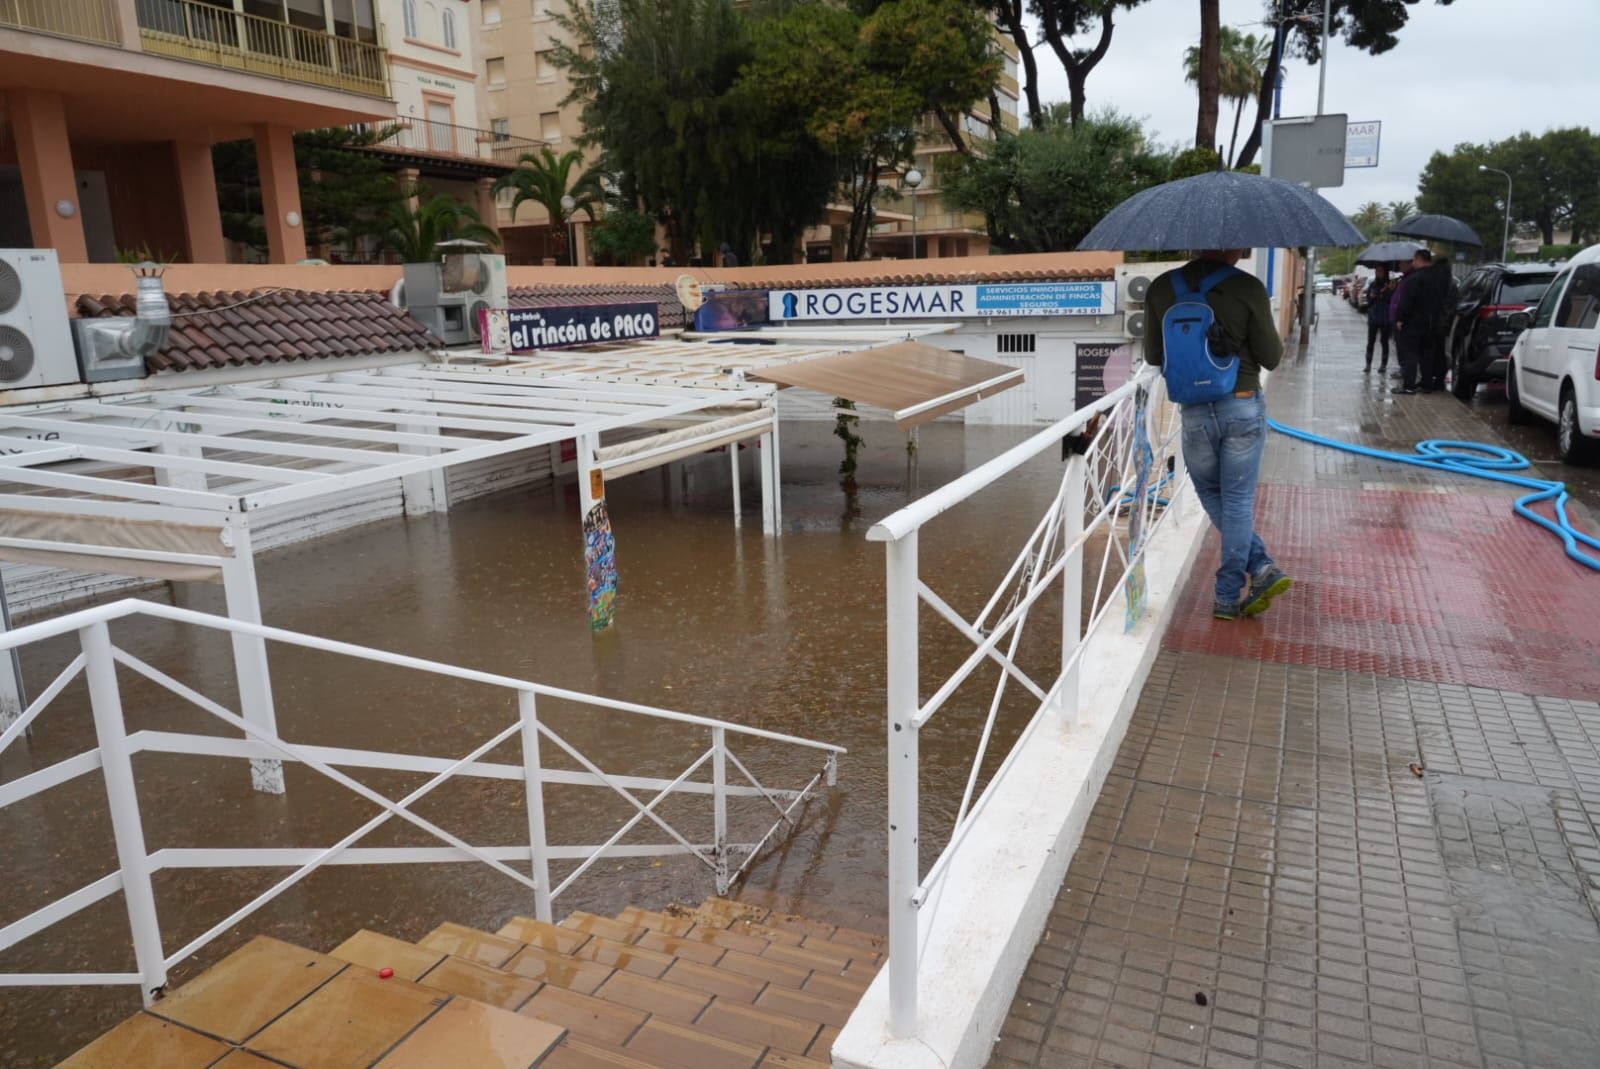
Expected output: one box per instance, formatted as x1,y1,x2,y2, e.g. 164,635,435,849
1125,275,1152,302
675,274,705,312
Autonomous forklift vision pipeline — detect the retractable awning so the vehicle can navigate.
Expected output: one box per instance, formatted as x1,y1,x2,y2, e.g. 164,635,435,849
745,341,1024,429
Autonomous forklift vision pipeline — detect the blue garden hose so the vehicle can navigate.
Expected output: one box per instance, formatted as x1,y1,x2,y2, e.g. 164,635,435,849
1267,419,1600,572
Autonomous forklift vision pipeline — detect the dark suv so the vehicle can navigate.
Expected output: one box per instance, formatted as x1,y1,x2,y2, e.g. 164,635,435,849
1448,262,1564,400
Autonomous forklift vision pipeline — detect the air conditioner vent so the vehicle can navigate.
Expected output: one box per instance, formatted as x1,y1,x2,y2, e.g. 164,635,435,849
1125,275,1152,303
0,261,19,315
1127,311,1146,339
0,326,38,383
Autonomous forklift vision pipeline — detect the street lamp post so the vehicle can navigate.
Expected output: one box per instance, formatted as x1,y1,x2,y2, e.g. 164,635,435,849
904,168,923,260
1478,164,1513,262
560,194,577,266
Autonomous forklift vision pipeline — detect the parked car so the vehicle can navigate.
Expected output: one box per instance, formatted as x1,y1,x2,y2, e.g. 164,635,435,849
1504,245,1600,464
1313,274,1334,293
1448,261,1565,400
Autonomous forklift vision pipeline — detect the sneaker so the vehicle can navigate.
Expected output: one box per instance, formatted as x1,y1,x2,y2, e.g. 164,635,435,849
1363,364,1372,373
1213,599,1241,621
1391,386,1418,395
1242,568,1293,617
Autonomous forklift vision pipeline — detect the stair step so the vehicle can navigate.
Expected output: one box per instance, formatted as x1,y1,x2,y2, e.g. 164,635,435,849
498,916,594,955
807,1025,841,1062
56,1011,230,1069
659,958,766,1003
756,912,837,940
330,929,446,982
519,985,648,1046
759,1052,831,1069
542,1038,662,1069
214,1052,280,1067
677,924,771,956
417,955,542,1011
723,918,805,946
755,985,853,1029
694,898,769,927
803,971,869,1004
800,934,882,966
825,926,886,953
715,949,811,988
616,906,696,937
633,928,729,965
418,922,522,969
246,967,443,1069
373,993,565,1068
697,998,824,1055
625,1017,764,1069
560,910,645,944
503,944,615,995
150,935,343,1044
761,942,852,974
571,933,677,978
595,970,711,1023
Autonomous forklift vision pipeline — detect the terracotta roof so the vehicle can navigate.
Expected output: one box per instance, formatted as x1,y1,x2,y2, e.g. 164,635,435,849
740,265,1114,289
507,284,687,329
73,289,442,375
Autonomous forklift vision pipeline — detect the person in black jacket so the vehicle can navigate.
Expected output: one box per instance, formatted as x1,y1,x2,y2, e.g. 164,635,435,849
1394,249,1448,395
1425,258,1460,391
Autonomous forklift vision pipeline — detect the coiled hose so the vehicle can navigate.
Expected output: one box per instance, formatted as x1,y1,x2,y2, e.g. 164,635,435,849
1267,419,1600,572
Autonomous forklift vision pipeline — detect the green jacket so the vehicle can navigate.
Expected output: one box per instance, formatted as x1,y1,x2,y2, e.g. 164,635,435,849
1142,260,1284,395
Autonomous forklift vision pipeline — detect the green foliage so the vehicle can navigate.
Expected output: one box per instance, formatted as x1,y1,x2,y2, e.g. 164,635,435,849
1540,244,1583,261
1184,27,1273,165
375,195,500,262
1030,0,1152,127
495,147,606,227
1417,128,1600,255
114,243,179,265
1168,146,1222,181
941,110,1170,253
589,208,659,264
833,399,863,487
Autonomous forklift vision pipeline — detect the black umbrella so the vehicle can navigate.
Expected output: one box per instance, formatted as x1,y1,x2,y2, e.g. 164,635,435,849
1356,240,1425,267
1388,213,1483,248
1077,170,1366,251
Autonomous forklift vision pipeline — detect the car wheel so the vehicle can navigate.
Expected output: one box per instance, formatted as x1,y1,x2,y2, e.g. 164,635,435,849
1506,362,1530,424
1451,349,1477,401
1558,386,1596,465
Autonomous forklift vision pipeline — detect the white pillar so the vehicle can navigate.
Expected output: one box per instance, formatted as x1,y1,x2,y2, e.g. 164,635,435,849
219,517,283,794
399,423,449,515
885,532,920,1037
1058,454,1086,724
758,433,776,537
577,434,598,515
729,443,742,527
0,575,24,731
712,725,729,894
769,411,784,532
517,689,553,923
154,414,207,494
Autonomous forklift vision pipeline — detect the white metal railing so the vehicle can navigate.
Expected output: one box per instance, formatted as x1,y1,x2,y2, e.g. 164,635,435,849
867,367,1184,1035
0,599,842,1005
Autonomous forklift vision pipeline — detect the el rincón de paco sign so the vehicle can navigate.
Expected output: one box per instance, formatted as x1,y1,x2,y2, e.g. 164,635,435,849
767,281,1116,321
480,302,661,354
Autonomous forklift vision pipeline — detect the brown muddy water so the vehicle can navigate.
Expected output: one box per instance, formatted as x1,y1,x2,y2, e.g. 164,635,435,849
0,417,1089,1064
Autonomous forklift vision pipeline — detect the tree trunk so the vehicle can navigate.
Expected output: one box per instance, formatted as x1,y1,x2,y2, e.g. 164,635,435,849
994,0,1044,129
1233,22,1284,170
1195,0,1221,151
1227,97,1244,167
1040,7,1114,128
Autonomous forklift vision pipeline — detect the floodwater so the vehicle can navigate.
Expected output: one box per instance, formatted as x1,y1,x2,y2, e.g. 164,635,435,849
0,416,1087,1065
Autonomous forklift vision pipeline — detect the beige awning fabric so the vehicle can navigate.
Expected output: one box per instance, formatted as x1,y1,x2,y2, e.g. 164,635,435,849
747,341,1024,429
595,408,774,479
0,508,232,582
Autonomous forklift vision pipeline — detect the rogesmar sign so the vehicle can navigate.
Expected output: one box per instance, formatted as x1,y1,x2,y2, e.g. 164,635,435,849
767,281,1115,321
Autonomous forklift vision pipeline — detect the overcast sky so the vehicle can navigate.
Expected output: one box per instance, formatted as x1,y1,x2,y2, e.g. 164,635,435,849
1028,0,1600,213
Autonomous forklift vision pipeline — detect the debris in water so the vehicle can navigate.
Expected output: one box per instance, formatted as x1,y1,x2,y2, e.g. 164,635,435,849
1409,762,1425,777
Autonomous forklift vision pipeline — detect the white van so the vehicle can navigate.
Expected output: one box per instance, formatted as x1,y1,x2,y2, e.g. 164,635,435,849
1506,243,1600,464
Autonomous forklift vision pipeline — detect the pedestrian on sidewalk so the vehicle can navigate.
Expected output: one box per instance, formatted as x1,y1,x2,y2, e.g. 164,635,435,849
1426,256,1460,391
1144,250,1293,621
1364,266,1396,373
1394,249,1448,394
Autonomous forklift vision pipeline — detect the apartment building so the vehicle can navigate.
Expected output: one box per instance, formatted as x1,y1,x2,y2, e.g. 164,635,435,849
0,0,397,263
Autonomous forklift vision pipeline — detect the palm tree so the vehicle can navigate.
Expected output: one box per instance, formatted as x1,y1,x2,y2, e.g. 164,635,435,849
376,194,500,262
494,147,607,257
1353,201,1388,236
1184,27,1273,165
1386,200,1417,226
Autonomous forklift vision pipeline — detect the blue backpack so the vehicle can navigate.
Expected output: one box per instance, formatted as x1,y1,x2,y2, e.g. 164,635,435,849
1160,266,1241,405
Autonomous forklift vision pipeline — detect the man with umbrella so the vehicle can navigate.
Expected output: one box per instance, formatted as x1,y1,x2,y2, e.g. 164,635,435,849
1394,248,1451,394
1078,169,1364,621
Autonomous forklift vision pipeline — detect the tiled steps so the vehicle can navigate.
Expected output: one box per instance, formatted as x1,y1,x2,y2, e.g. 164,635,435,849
58,898,883,1069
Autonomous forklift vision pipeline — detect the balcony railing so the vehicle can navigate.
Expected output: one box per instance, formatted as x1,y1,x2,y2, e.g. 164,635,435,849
135,0,389,98
0,0,121,44
352,119,543,167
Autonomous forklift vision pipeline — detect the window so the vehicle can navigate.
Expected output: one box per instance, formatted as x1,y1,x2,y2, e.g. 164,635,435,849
482,0,501,24
536,49,556,82
486,56,506,86
540,111,562,142
285,0,324,30
996,334,1036,355
491,117,510,139
442,7,456,47
333,0,378,42
402,0,417,37
1498,271,1559,307
1556,265,1600,331
1532,269,1570,329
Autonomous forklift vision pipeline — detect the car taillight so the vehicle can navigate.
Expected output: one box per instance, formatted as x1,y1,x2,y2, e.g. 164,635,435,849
1479,304,1530,319
1594,342,1600,382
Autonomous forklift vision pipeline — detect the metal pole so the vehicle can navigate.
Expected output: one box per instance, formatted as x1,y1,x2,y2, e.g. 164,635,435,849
1481,166,1513,261
219,518,283,795
1301,0,1331,347
712,726,729,894
1316,0,1330,114
81,621,168,1005
910,201,917,261
517,689,553,923
1058,454,1086,725
730,443,742,527
758,432,775,537
885,532,920,1037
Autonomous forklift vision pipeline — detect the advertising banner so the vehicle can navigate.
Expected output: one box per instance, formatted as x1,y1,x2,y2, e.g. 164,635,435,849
1074,342,1134,411
694,290,772,331
480,302,660,354
767,281,1115,321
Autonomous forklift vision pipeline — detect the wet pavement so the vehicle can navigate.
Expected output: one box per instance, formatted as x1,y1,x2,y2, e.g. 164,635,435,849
990,301,1600,1069
0,411,1077,1064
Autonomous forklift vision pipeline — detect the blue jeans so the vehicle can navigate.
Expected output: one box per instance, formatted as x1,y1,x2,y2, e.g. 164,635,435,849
1180,394,1273,603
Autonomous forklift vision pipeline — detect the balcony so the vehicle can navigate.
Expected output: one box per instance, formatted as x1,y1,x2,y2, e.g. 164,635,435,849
134,0,389,98
0,0,121,44
348,119,544,178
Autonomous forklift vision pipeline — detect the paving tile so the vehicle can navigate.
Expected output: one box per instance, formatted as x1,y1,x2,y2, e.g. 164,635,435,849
56,1012,230,1069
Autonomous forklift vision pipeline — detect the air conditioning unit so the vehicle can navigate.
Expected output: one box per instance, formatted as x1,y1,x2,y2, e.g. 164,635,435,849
1114,260,1187,340
0,250,81,394
402,244,508,347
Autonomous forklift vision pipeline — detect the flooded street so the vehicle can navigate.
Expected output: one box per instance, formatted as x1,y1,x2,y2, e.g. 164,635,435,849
0,415,1080,1065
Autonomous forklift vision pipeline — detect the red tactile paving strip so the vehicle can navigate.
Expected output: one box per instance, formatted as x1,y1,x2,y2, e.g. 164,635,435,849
75,289,442,374
1166,483,1600,698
